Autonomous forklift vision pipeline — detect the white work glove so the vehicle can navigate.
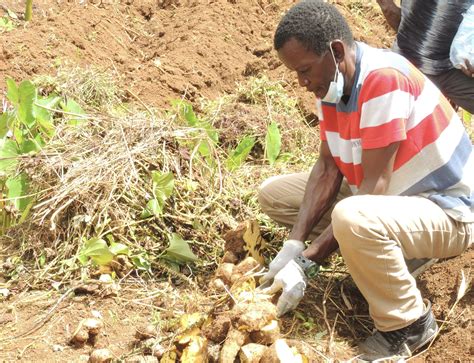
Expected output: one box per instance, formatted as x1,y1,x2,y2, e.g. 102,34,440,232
260,239,305,284
261,259,307,317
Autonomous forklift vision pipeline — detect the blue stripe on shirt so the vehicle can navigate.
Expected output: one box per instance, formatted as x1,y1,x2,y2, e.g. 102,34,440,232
401,133,472,195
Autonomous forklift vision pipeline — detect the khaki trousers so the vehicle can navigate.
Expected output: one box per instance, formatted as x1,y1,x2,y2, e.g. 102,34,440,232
258,172,473,331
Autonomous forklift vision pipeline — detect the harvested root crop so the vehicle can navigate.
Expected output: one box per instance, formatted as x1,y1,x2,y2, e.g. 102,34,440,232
88,348,113,363
260,338,318,363
239,343,267,363
219,328,249,362
70,318,103,347
249,319,280,345
232,300,277,331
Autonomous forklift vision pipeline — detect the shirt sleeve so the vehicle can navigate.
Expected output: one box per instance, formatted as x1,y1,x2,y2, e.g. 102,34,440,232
358,68,415,149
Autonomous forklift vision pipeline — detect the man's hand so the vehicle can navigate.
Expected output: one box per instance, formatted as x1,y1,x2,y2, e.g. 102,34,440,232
376,0,401,31
260,240,305,284
461,59,474,78
261,259,307,317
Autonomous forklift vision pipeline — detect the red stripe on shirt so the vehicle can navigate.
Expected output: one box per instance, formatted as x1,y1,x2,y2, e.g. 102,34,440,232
333,157,363,187
393,101,453,170
359,67,423,104
360,118,407,149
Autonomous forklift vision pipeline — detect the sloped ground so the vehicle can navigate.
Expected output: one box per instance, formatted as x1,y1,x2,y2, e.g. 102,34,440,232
0,0,472,361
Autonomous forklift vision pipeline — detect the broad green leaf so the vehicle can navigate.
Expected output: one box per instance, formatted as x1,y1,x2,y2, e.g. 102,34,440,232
197,139,211,158
0,139,19,175
161,233,198,264
0,112,14,138
131,254,151,272
152,171,174,200
79,238,114,266
34,95,60,137
200,121,218,144
19,140,40,154
109,242,130,256
18,81,36,128
265,121,281,165
6,78,18,105
36,117,55,138
6,173,31,212
13,127,23,146
61,99,87,126
140,198,163,219
226,136,256,171
171,100,198,126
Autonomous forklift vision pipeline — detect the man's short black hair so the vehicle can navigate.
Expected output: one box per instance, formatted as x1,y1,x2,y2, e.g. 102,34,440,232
274,0,354,55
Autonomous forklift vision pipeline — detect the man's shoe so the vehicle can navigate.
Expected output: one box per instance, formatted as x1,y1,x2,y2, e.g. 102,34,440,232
405,258,438,278
359,299,439,361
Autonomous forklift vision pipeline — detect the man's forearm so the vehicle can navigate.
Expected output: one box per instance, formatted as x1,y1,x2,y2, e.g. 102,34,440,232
376,0,402,31
302,224,339,263
289,159,343,243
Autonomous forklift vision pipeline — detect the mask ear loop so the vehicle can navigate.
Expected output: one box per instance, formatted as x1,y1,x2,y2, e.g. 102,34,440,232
328,41,340,81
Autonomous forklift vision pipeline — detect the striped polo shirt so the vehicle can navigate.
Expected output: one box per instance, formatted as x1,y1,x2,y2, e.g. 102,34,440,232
319,42,474,222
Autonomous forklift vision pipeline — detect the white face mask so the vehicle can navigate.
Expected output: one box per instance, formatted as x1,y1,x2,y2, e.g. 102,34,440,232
322,43,344,104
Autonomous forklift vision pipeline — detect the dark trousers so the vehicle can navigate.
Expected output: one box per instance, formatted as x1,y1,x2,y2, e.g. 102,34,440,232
427,68,474,114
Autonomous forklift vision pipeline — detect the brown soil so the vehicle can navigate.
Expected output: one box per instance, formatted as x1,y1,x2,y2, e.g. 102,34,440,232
0,0,472,362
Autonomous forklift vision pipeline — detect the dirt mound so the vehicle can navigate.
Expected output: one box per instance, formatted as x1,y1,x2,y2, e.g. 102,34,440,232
0,0,393,113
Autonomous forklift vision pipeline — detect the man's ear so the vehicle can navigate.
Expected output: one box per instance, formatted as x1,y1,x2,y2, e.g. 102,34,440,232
330,40,345,63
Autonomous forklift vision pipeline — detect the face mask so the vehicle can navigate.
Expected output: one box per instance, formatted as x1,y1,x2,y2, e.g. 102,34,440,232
322,43,344,104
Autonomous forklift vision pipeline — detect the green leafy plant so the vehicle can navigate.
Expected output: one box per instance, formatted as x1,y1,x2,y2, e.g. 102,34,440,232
159,233,198,269
0,16,15,32
265,121,281,165
226,135,256,171
0,78,85,233
78,236,129,266
171,100,218,164
141,171,175,218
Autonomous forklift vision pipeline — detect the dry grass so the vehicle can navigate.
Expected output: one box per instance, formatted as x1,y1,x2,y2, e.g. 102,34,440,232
0,72,318,289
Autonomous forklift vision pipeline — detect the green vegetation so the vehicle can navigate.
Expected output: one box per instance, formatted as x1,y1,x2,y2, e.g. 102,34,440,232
0,71,317,290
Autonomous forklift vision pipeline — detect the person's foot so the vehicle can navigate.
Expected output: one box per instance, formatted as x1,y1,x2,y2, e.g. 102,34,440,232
358,299,439,361
405,258,438,278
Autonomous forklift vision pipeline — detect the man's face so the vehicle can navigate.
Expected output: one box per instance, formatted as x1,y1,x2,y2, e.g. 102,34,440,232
278,37,337,99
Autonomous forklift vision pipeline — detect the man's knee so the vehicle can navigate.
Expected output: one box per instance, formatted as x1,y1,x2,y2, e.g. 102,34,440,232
331,196,365,248
257,176,279,214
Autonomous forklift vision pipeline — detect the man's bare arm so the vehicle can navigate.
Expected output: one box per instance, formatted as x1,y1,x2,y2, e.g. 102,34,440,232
376,0,402,31
289,141,343,243
302,141,400,263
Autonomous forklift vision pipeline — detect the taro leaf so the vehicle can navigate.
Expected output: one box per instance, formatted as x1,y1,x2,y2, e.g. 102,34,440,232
265,121,281,165
226,136,256,171
202,122,218,144
131,254,151,272
5,173,31,212
79,237,114,266
19,140,39,154
34,95,60,138
18,81,36,128
197,140,211,159
0,112,14,138
151,171,174,201
61,99,87,126
0,139,19,175
161,233,198,265
140,198,162,219
171,100,198,127
6,78,18,104
109,242,130,256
